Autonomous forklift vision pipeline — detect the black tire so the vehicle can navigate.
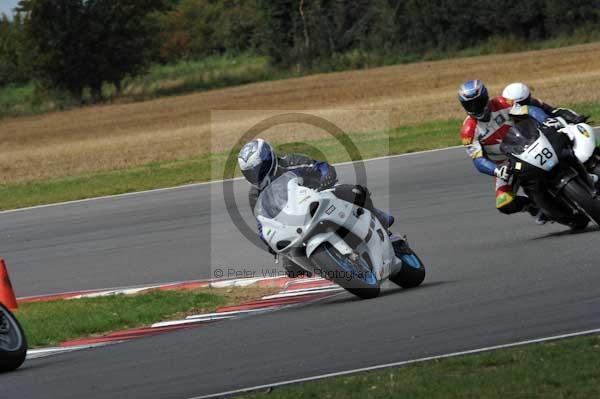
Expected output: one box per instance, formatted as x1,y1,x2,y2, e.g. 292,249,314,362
389,240,426,288
0,303,27,372
562,179,600,226
527,188,587,228
311,243,380,299
570,216,589,231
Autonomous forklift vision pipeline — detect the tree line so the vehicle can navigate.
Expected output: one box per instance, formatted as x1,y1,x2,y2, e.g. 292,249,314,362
1,0,598,101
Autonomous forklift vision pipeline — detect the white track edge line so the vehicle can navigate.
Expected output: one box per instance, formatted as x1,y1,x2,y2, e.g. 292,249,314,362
17,275,292,302
0,145,463,215
261,287,343,300
185,309,259,320
189,326,600,399
151,318,229,328
26,291,343,361
26,342,115,360
3,126,599,215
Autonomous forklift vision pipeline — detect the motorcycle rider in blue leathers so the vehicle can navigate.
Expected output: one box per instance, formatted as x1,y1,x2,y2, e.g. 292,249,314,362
502,83,595,224
238,138,395,277
502,82,588,125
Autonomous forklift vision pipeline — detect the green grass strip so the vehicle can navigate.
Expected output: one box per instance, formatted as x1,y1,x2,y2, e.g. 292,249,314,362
2,102,599,211
241,334,600,399
0,119,460,210
16,290,229,347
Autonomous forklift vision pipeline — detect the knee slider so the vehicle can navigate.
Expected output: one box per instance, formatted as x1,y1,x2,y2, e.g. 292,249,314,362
497,195,528,215
498,202,519,214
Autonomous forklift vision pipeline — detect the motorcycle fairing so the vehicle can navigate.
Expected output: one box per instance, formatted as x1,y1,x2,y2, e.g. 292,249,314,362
255,173,397,282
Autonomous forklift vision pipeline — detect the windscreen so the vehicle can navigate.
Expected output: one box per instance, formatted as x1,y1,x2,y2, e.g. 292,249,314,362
254,172,300,219
500,118,541,155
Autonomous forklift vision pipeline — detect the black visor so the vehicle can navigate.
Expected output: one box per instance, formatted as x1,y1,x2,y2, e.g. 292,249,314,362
462,94,489,117
241,151,274,187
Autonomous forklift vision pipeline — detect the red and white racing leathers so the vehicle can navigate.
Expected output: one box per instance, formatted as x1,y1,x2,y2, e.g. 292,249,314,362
459,96,518,211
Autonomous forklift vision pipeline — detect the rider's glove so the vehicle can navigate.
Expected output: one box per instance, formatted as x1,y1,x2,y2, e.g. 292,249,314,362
543,117,566,130
314,161,337,191
318,173,337,191
494,165,511,182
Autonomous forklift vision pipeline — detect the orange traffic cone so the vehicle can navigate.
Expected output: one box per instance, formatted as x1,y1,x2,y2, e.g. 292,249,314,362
0,259,18,311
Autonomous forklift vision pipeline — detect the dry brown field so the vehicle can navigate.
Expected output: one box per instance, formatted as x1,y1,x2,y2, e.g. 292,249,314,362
2,42,600,184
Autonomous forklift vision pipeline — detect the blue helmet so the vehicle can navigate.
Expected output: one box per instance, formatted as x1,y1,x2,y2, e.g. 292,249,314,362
458,80,490,120
238,138,277,189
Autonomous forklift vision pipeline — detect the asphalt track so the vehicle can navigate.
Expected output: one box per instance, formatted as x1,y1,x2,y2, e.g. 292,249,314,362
4,145,600,398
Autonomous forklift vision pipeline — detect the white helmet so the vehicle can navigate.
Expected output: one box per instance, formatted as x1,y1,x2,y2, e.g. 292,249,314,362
502,82,531,104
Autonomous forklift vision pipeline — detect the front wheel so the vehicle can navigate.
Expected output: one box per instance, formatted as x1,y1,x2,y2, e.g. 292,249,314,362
0,303,27,372
562,179,600,226
389,239,426,288
310,243,380,299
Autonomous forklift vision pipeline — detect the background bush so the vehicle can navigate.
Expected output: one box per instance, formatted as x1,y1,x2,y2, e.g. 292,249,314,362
0,0,598,105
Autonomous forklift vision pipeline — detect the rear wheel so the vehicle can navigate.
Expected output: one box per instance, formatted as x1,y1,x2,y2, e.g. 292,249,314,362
570,216,590,231
389,239,426,288
562,180,600,226
0,303,27,372
311,243,380,299
527,188,586,228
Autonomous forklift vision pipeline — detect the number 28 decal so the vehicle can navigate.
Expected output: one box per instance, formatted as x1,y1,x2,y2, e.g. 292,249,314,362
535,147,553,165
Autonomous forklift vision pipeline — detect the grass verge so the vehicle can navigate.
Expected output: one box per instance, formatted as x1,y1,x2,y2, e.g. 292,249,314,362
2,102,599,211
15,286,276,348
241,334,600,398
0,118,460,210
120,54,273,100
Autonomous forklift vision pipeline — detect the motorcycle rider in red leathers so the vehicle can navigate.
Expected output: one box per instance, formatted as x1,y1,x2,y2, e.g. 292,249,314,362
458,79,542,219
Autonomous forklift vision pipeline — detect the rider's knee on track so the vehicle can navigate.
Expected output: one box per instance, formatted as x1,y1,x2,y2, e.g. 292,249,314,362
497,194,529,215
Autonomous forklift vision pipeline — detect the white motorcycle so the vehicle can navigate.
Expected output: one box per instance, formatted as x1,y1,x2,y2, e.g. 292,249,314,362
255,172,425,299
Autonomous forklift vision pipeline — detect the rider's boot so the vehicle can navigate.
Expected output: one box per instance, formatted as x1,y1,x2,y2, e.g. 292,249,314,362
372,208,395,231
527,205,548,225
